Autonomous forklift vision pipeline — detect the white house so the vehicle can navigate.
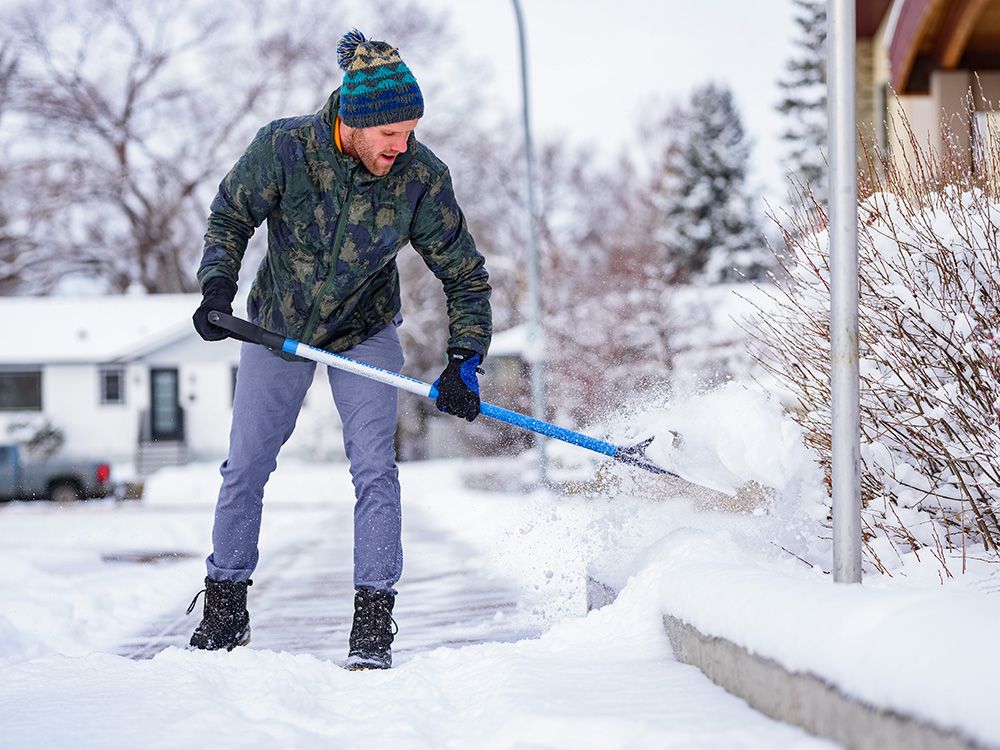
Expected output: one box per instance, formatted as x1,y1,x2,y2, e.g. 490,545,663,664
0,295,347,476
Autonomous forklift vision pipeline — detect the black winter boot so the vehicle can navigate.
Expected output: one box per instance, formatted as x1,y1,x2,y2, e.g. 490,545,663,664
187,577,252,651
345,589,397,670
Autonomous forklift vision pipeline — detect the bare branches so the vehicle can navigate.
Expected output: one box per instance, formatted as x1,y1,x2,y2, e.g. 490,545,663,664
1,0,454,294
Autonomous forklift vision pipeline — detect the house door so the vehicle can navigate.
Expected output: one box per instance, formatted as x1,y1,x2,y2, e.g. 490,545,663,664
0,444,18,497
150,368,182,441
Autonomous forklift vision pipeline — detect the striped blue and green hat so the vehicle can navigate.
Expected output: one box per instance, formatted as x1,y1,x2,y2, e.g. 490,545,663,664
337,29,424,128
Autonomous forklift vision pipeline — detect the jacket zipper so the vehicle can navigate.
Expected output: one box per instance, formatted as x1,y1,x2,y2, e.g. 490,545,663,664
301,179,355,344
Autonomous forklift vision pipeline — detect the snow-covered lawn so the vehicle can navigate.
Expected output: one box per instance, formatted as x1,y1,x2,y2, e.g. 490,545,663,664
1,419,998,748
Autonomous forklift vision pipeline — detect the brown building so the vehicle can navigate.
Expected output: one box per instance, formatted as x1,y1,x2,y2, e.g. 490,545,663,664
857,0,1000,168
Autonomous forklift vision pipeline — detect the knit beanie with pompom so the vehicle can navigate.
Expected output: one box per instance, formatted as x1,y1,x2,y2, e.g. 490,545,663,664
336,29,424,128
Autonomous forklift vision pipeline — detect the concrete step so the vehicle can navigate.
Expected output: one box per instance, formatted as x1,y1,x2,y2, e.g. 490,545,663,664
136,441,188,477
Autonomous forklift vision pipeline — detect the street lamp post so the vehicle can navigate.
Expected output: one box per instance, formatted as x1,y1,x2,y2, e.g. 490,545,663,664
827,0,862,583
511,0,548,487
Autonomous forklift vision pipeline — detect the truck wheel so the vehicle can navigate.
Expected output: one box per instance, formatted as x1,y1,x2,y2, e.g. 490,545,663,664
49,481,81,503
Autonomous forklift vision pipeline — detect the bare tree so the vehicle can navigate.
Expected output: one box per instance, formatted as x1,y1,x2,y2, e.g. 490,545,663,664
539,143,674,426
9,1,235,290
0,0,452,293
0,39,58,297
0,43,29,295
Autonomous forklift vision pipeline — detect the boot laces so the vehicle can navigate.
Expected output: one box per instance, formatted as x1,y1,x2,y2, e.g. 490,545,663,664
185,579,253,616
366,598,398,634
352,594,398,649
185,589,205,616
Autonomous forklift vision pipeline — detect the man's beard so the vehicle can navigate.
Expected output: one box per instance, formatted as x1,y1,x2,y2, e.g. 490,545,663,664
348,130,397,176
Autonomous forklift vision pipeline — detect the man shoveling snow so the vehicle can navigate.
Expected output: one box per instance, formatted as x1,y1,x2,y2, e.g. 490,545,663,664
187,28,492,670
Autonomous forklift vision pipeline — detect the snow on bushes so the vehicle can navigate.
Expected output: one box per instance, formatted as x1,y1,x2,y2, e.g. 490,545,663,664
750,124,1000,574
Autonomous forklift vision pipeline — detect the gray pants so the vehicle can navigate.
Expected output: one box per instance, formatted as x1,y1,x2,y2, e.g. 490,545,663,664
206,321,405,594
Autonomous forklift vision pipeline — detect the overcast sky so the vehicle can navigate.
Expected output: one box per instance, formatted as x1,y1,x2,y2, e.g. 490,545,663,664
412,0,799,204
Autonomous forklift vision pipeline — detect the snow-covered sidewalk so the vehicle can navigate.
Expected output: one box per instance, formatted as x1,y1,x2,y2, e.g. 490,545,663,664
119,475,536,662
2,576,832,750
0,459,833,749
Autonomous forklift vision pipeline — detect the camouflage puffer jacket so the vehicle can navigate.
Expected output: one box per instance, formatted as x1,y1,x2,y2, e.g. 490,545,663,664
197,88,491,357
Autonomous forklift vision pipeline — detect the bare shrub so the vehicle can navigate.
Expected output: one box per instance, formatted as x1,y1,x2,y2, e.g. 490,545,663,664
748,106,1000,574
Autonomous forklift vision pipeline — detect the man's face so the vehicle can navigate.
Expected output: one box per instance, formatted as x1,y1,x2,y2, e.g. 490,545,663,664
348,118,420,176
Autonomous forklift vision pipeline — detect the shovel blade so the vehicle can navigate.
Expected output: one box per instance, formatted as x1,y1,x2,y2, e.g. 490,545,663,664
614,437,674,476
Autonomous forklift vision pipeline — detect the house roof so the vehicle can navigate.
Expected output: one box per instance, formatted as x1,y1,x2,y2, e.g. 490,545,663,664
883,0,1000,93
489,324,528,358
488,323,548,362
0,294,202,365
0,293,546,366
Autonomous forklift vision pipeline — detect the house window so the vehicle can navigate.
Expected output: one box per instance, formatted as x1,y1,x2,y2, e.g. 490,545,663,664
0,370,42,411
100,368,126,405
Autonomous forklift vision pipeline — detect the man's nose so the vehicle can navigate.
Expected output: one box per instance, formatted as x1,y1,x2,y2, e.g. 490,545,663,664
393,135,408,153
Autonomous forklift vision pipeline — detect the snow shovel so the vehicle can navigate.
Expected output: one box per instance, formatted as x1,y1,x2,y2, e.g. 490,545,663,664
208,311,671,477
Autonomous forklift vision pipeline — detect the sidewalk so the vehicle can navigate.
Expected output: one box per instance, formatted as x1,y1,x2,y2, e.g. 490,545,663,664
119,498,538,663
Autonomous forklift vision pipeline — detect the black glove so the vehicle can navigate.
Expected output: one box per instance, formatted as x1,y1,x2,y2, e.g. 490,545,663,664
433,348,482,422
192,277,238,342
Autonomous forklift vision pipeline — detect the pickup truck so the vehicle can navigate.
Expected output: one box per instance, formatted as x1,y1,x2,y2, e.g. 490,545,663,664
0,443,113,502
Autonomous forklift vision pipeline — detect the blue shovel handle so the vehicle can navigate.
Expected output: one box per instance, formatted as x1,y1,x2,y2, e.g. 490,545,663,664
208,312,671,476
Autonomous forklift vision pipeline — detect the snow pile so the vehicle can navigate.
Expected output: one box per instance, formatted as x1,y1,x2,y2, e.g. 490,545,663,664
541,378,828,565
750,185,1000,571
414,456,1000,748
620,381,821,500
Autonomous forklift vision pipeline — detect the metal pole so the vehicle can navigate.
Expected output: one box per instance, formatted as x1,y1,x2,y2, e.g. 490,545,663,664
827,0,862,583
511,0,547,487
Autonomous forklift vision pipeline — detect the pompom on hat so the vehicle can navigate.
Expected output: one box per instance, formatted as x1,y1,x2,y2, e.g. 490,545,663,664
337,29,424,128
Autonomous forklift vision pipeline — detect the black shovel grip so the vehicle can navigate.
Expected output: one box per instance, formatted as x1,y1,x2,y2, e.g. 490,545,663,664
207,311,288,351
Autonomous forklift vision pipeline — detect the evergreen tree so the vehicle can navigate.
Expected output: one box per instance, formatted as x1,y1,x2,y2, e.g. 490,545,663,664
776,0,827,206
654,83,768,284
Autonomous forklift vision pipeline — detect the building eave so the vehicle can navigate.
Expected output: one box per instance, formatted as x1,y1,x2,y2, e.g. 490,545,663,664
857,0,894,38
887,0,996,93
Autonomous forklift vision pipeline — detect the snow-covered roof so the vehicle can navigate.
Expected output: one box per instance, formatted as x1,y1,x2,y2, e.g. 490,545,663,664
0,296,556,365
0,294,202,365
488,324,528,358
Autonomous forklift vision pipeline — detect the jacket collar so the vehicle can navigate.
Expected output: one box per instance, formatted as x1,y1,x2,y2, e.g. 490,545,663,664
314,87,416,184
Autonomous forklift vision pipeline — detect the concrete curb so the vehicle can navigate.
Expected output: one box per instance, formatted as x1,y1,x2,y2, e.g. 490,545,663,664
585,577,993,750
663,614,993,750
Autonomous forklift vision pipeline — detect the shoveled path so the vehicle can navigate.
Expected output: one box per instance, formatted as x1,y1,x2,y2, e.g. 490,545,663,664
118,500,537,664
